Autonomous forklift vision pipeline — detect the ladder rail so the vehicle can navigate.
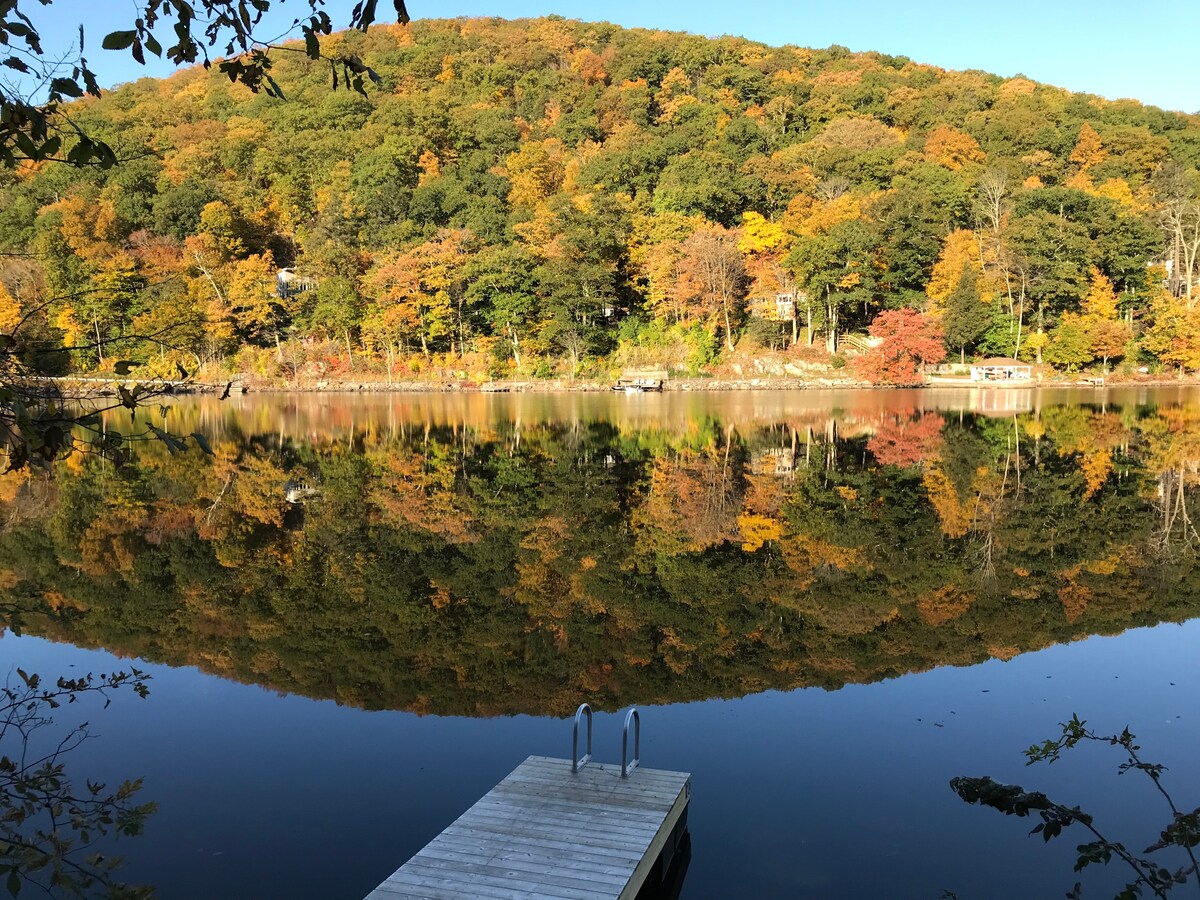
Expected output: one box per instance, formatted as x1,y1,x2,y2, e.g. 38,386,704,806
571,703,593,772
621,707,640,778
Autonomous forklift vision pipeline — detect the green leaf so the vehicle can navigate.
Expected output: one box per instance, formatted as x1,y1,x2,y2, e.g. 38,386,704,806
101,30,137,51
7,868,19,897
113,360,137,376
190,432,214,455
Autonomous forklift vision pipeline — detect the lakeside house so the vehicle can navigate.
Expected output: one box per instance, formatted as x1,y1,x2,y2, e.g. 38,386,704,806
969,357,1033,382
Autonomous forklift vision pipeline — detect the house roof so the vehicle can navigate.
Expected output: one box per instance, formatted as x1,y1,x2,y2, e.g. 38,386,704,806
973,357,1029,367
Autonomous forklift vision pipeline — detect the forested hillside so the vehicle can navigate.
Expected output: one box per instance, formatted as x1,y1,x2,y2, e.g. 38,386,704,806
3,16,1200,382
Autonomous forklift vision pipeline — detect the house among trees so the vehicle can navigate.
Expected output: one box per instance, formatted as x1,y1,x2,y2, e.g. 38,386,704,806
969,358,1033,382
276,268,317,300
774,293,796,319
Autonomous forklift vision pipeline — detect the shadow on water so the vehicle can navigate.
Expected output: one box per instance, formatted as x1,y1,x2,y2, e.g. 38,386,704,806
639,825,691,900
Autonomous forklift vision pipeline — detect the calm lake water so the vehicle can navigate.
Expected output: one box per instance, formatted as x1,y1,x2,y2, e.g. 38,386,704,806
2,386,1200,898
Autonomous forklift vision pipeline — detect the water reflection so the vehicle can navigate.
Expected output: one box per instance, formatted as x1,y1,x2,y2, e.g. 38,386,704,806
1,389,1198,718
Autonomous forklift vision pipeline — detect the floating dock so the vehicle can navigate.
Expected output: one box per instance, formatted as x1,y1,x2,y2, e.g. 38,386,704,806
365,708,690,899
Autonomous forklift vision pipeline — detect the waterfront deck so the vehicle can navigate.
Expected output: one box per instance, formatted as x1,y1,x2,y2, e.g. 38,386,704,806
364,754,691,899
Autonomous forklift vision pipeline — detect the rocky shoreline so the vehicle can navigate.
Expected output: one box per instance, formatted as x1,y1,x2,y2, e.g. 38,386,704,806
29,374,1200,399
239,376,1198,394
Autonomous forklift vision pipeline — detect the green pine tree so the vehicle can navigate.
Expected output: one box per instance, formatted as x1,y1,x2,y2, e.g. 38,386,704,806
943,263,990,364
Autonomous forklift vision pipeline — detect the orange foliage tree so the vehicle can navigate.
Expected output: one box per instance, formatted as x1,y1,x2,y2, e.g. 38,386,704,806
852,309,946,385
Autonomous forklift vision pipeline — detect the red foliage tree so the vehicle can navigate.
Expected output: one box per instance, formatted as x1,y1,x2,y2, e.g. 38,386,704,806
852,308,947,385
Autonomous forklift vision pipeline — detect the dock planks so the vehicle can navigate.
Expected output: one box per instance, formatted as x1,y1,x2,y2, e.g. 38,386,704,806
365,755,690,899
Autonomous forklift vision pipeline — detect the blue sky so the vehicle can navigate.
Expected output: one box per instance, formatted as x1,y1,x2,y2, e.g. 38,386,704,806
37,0,1200,113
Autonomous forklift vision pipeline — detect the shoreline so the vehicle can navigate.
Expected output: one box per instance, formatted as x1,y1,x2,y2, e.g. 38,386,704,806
29,374,1200,398
239,376,1200,394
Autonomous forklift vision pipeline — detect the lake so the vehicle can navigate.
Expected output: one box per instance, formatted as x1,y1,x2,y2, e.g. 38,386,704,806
2,386,1199,898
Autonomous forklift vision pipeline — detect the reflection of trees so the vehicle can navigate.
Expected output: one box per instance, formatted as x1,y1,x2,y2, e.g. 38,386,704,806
0,401,1198,717
1152,466,1200,558
1139,408,1200,560
632,429,743,556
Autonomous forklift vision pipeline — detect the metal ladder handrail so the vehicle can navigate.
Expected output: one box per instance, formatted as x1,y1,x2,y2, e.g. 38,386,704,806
572,703,593,772
621,707,640,778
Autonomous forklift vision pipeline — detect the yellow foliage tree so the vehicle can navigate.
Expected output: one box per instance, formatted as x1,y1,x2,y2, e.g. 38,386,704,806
417,149,441,185
505,139,565,208
1069,123,1107,171
654,67,696,122
926,229,995,308
1081,268,1130,369
923,125,985,170
0,282,21,332
1081,267,1119,320
737,212,787,255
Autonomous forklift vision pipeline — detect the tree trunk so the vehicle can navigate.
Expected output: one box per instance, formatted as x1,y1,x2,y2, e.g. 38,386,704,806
825,291,838,353
1034,303,1044,366
1014,287,1025,360
94,318,104,363
345,329,354,371
510,325,522,374
721,294,734,352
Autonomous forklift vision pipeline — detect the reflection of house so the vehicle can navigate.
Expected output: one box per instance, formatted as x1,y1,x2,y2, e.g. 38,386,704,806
969,357,1032,382
972,388,1034,417
751,447,796,478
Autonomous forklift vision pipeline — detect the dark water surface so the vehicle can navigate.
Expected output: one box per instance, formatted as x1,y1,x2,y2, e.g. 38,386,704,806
2,387,1199,898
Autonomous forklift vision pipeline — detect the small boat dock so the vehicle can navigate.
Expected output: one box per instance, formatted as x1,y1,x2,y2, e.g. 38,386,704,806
365,707,690,899
613,369,667,393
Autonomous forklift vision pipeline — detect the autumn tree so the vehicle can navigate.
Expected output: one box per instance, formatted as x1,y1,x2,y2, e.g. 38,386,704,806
1155,165,1200,304
675,224,747,352
853,308,946,385
788,218,878,352
1044,313,1094,371
739,212,802,345
1080,268,1131,370
465,245,544,373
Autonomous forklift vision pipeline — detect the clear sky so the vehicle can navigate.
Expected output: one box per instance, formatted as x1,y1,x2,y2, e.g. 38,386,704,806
38,0,1200,113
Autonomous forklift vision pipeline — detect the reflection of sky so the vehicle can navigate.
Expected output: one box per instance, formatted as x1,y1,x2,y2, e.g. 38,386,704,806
4,619,1197,898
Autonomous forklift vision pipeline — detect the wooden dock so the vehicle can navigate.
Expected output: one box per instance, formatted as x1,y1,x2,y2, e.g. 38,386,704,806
365,754,691,899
